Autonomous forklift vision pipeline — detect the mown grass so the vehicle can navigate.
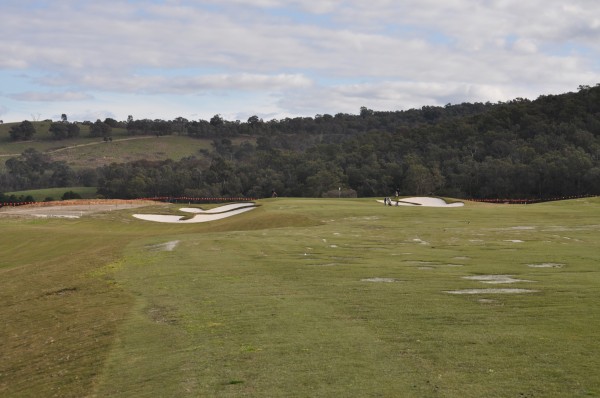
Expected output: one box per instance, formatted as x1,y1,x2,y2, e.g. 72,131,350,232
1,197,600,397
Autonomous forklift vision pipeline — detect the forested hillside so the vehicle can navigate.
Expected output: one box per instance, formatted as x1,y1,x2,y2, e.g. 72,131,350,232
2,85,599,200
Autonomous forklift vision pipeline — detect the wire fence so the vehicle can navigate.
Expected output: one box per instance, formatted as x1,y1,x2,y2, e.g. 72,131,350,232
1,194,596,208
1,197,257,208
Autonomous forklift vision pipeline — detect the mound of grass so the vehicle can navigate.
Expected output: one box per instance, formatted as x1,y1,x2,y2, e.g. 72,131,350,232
1,198,600,397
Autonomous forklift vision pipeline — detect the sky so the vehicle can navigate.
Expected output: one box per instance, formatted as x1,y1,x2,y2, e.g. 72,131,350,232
1,0,599,123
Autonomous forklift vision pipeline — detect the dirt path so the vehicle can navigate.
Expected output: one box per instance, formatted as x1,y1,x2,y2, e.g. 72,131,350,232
47,136,168,153
0,136,168,158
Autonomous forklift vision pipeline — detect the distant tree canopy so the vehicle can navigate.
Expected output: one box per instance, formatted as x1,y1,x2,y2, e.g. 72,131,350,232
2,84,600,199
9,120,36,141
49,122,80,140
89,119,112,138
0,149,93,192
61,190,82,200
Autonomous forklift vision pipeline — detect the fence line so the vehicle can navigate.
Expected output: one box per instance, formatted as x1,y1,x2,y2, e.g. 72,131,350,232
1,197,257,207
2,194,596,208
469,194,596,204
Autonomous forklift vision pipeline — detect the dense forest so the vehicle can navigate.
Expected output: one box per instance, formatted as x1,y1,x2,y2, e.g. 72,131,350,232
1,84,600,200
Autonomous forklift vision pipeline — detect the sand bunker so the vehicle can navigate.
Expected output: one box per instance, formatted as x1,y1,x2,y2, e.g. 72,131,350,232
133,203,256,223
445,289,539,294
463,275,535,284
177,203,254,213
377,197,464,207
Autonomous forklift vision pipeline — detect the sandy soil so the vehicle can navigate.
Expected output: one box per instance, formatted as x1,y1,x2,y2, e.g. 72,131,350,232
0,201,156,218
527,263,564,268
361,277,398,283
462,275,535,284
147,240,180,251
444,289,539,294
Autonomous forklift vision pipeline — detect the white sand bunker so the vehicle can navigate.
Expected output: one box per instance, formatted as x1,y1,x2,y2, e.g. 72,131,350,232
362,277,398,283
377,197,464,207
445,288,538,294
463,275,535,284
133,203,256,223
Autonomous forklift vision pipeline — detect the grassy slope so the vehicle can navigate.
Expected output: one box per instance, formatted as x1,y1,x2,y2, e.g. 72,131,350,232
0,122,229,170
1,198,600,397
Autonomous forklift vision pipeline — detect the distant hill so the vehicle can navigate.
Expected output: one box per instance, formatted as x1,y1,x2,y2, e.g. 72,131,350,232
1,84,599,199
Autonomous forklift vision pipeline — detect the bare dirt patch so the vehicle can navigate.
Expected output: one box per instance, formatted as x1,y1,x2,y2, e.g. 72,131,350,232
478,298,499,304
361,278,398,283
444,289,539,294
527,263,564,268
0,200,157,218
463,275,535,284
147,240,180,252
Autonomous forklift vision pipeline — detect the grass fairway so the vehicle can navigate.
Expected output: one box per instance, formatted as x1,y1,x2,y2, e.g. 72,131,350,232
1,198,600,397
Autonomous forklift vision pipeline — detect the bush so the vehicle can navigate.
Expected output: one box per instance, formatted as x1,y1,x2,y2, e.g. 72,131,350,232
61,191,82,200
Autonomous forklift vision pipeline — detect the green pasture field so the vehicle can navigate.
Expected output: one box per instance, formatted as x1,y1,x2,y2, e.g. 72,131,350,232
46,135,212,169
0,135,212,171
1,197,599,397
4,187,99,201
1,122,255,172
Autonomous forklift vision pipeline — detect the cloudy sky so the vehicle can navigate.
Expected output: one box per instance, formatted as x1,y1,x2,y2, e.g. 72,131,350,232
1,0,599,123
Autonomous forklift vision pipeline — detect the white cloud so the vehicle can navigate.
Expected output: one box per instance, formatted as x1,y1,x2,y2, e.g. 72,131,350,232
9,91,93,102
277,80,528,117
0,0,599,122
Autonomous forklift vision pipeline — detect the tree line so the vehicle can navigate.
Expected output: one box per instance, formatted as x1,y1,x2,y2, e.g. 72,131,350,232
2,84,600,200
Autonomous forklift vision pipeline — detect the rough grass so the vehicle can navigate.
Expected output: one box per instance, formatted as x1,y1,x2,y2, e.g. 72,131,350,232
1,122,256,170
1,122,215,171
5,187,99,201
1,197,600,397
0,135,212,170
48,135,212,169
